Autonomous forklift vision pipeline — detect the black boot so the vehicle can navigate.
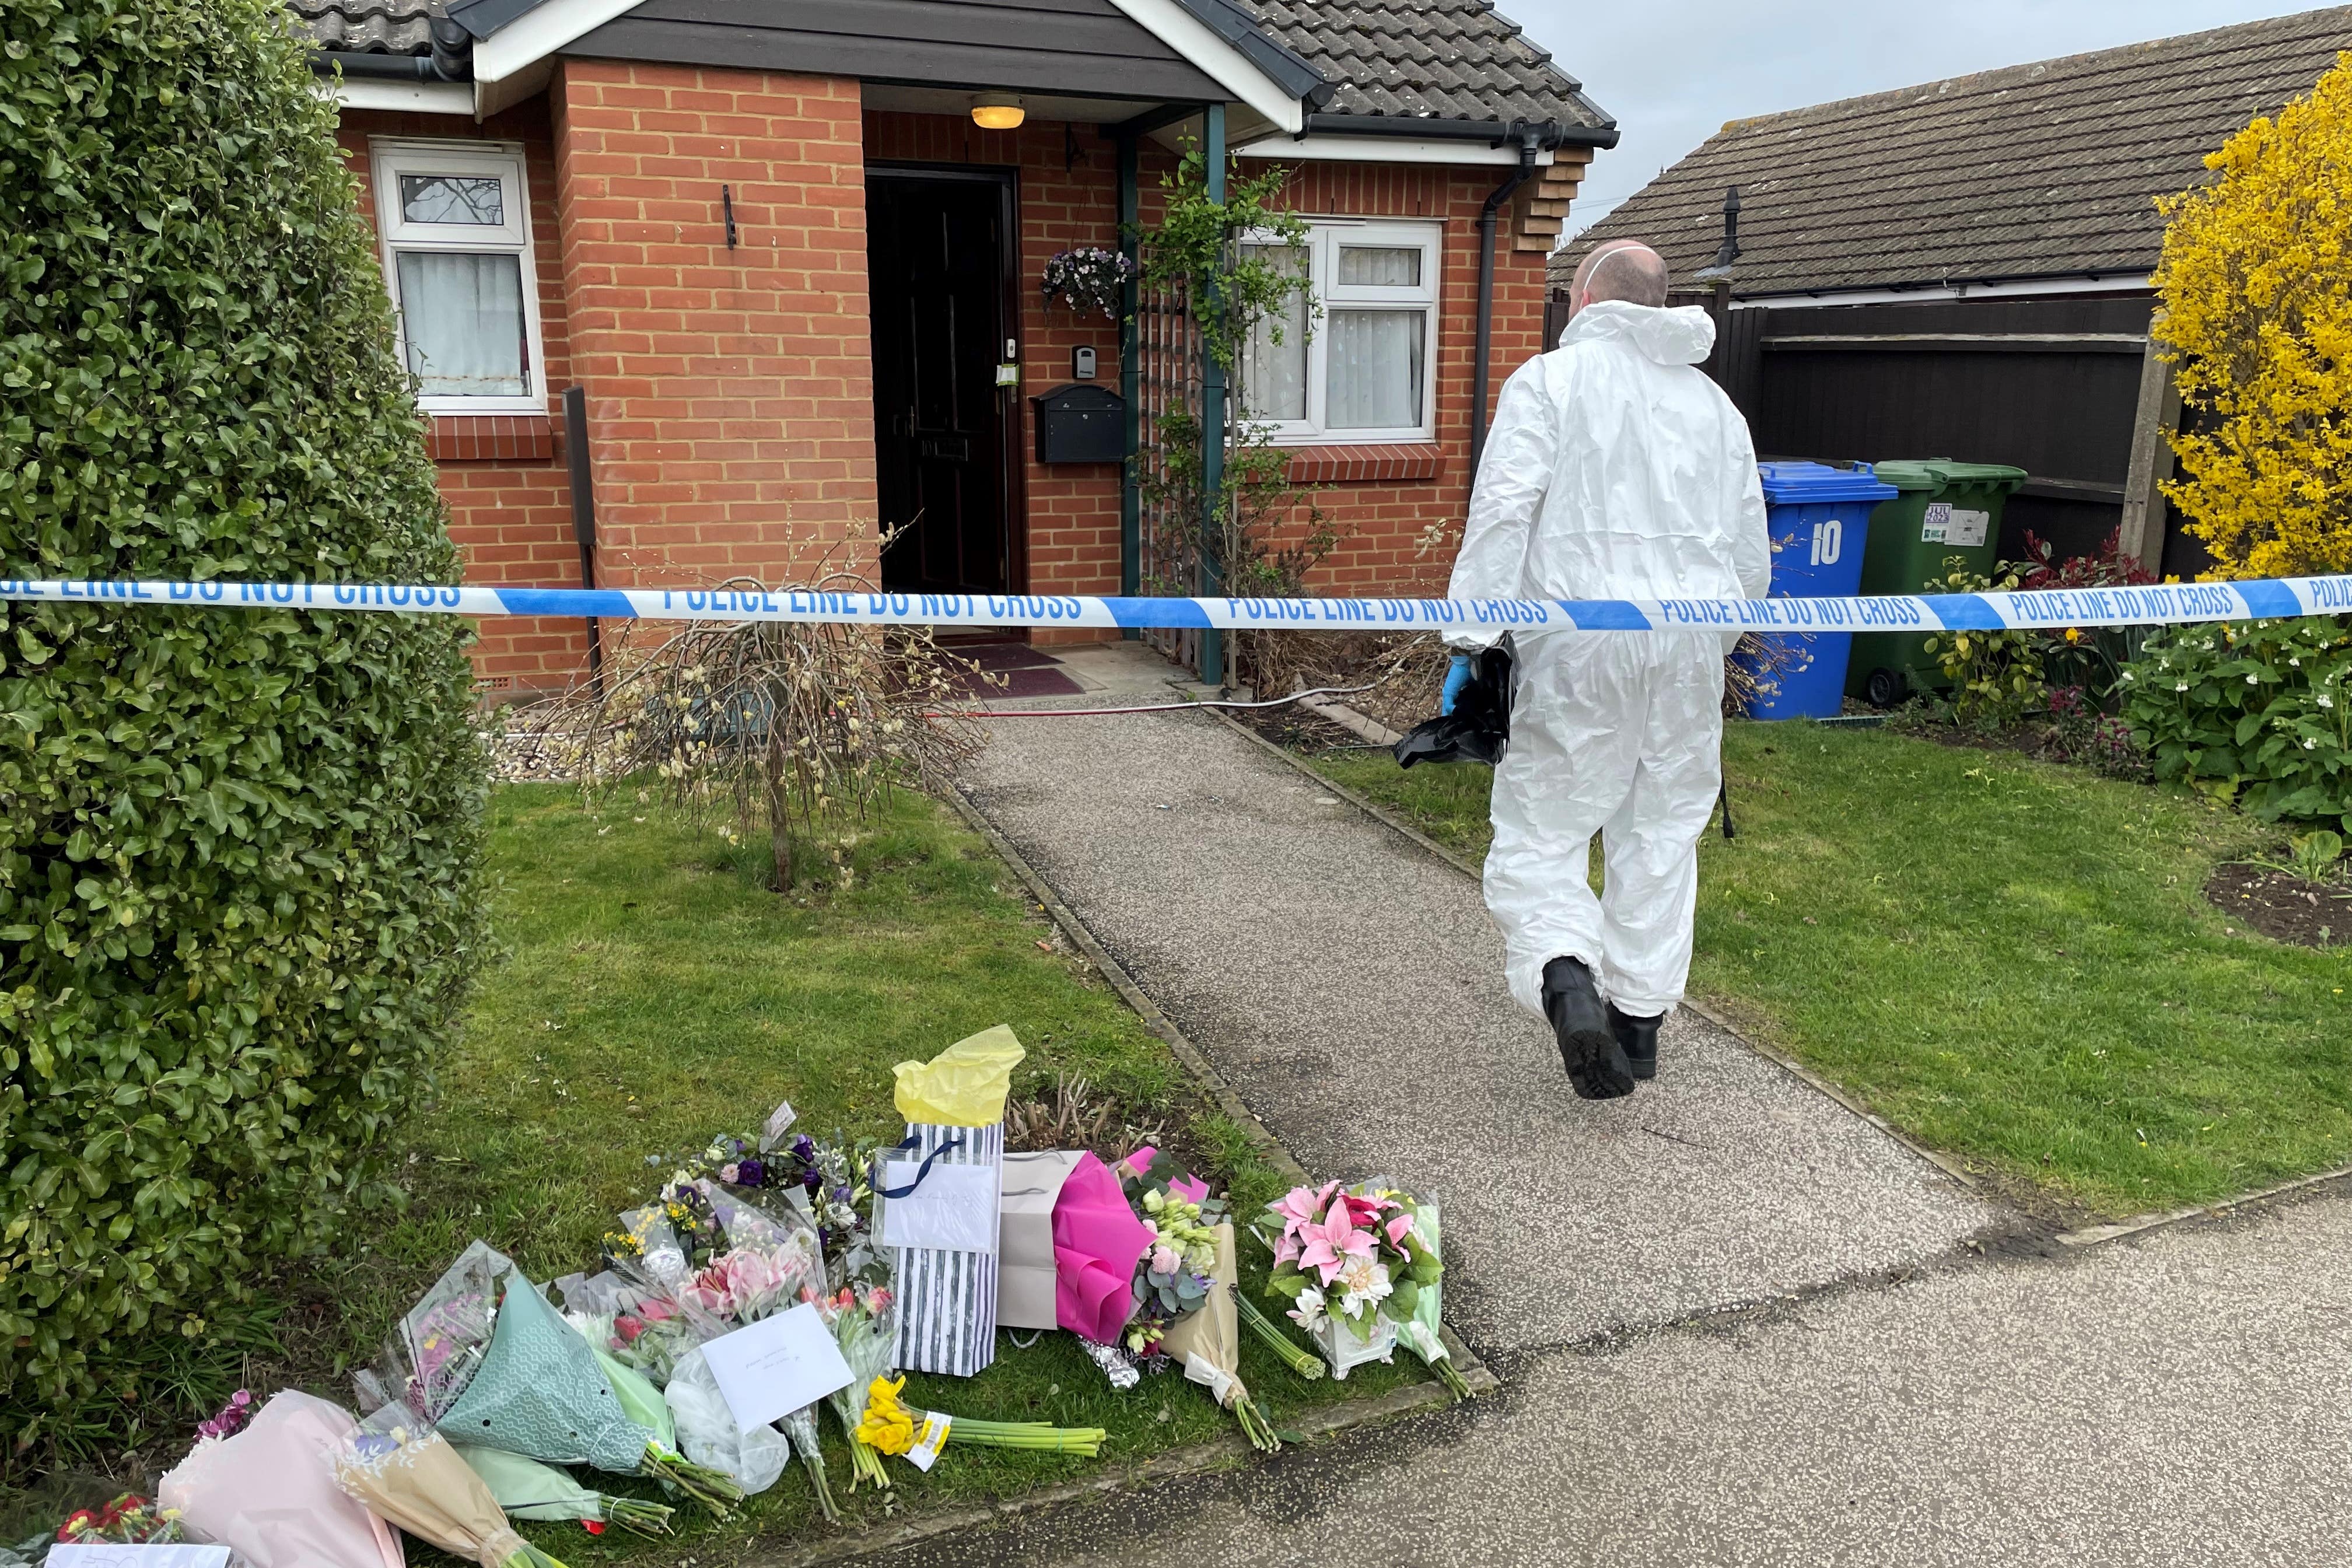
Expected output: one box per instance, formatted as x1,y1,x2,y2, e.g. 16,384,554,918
1609,1005,1662,1081
1543,957,1634,1100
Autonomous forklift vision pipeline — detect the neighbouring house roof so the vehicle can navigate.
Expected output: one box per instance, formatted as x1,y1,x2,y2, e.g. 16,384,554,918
1556,6,2352,300
293,0,436,55
293,0,1615,138
1236,0,1613,131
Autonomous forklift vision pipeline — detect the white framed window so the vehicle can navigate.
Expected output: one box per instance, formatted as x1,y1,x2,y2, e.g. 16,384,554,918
369,139,546,415
1240,219,1439,444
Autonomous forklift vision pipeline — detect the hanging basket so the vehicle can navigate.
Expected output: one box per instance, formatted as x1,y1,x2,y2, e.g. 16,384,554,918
1041,247,1135,320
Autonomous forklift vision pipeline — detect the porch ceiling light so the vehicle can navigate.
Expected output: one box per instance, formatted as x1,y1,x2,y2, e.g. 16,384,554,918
971,93,1026,131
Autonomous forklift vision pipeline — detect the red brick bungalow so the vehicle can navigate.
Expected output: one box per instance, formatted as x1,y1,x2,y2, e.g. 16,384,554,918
293,0,1616,691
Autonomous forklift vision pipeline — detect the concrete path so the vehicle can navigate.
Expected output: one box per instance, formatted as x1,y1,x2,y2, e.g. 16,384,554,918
879,1188,2352,1567
962,696,1995,1350
876,660,2349,1564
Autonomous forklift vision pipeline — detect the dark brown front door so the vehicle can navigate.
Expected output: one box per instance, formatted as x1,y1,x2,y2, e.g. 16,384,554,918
867,169,1018,594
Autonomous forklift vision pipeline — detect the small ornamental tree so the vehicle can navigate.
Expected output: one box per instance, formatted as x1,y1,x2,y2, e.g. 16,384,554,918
2151,53,2352,580
0,0,488,1421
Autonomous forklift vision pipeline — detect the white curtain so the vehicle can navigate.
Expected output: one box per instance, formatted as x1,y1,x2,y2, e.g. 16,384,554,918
396,251,528,397
1338,245,1421,287
1240,244,1308,423
1328,309,1423,429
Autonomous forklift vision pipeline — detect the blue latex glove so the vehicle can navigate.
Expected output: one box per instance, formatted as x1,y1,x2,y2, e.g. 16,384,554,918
1439,653,1473,716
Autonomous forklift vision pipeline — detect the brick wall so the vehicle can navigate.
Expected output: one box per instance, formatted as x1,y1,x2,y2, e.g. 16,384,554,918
338,101,590,695
859,118,1557,639
552,62,878,595
1249,159,1553,598
340,85,1558,676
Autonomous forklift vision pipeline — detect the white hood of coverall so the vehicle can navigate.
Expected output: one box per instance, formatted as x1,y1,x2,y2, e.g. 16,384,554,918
1446,299,1771,1023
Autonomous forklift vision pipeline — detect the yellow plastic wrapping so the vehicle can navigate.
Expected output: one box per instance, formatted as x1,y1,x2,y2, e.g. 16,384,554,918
892,1026,1026,1126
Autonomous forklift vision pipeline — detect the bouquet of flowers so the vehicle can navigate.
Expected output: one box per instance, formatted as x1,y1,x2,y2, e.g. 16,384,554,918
1115,1147,1224,1356
816,1282,897,1491
1258,1180,1443,1381
160,1390,408,1568
54,1493,184,1545
335,1424,572,1567
1040,246,1135,319
451,1446,674,1537
650,1179,843,1519
643,1129,888,1292
854,1377,1105,1460
557,1271,695,1388
433,1266,742,1516
358,1241,513,1424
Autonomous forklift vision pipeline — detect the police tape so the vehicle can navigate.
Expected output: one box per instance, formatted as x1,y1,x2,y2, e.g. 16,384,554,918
4,574,2351,634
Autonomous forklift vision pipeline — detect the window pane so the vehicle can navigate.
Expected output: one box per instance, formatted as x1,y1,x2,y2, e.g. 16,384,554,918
396,251,528,397
1338,245,1421,288
400,173,506,226
1240,243,1308,423
1328,309,1424,429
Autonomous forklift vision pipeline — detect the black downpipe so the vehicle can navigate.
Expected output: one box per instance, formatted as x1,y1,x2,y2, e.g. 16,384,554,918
1471,132,1542,480
562,387,606,690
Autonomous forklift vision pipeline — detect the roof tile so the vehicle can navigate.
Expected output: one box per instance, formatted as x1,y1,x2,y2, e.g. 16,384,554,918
1558,9,2352,297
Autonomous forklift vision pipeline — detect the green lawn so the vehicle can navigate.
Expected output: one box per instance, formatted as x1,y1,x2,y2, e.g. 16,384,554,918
294,783,1409,1561
1308,723,2352,1219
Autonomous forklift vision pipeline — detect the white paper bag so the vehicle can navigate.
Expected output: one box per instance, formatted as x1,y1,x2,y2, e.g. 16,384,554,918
882,1121,1004,1377
995,1150,1083,1332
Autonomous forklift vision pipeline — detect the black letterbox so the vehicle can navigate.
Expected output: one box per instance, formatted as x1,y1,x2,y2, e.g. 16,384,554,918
1031,384,1126,464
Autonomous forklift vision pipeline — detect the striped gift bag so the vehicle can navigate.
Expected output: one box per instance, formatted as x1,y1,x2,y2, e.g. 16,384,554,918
886,1119,1005,1377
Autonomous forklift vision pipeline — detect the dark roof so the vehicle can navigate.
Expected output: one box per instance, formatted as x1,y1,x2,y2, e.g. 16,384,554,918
1237,0,1613,129
1557,7,2352,299
292,0,1615,134
293,0,436,54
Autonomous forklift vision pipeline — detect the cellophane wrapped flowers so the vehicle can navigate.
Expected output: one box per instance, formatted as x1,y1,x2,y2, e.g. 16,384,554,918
337,1424,573,1567
434,1268,742,1516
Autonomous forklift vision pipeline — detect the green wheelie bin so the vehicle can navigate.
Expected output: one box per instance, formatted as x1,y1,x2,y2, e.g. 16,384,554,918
1845,459,2028,708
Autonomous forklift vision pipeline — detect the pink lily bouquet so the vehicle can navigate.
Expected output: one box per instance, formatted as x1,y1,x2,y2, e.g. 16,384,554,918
1260,1181,1444,1381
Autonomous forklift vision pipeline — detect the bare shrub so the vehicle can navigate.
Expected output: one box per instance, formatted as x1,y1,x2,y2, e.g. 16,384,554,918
510,541,986,890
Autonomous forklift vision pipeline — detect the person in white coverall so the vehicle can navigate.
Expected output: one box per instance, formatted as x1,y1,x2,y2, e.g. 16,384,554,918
1444,241,1768,1099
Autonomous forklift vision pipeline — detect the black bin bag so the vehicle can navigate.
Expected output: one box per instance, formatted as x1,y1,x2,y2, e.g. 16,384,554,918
1392,642,1513,769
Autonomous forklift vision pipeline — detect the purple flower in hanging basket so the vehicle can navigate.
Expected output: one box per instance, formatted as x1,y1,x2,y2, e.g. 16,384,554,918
1041,246,1135,320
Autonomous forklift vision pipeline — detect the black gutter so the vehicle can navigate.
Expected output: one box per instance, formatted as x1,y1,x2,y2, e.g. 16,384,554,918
1303,112,1619,150
1470,128,1543,476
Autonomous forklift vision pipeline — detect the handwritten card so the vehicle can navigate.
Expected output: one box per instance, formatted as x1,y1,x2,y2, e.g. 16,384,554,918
50,1549,231,1568
877,1160,998,1254
699,1301,855,1433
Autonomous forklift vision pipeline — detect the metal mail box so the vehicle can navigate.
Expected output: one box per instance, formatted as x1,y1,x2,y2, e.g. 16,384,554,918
1031,384,1125,464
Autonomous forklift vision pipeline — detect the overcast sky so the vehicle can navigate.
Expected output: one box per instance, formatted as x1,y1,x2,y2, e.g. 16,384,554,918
1517,0,2324,233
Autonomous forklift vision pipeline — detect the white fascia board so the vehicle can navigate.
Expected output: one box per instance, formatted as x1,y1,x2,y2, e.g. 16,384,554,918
471,0,645,83
1105,0,1303,133
322,77,478,116
1732,273,2153,310
1236,132,1555,167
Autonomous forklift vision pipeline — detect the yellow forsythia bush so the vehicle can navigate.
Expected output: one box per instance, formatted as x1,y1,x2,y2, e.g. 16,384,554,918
2151,52,2352,580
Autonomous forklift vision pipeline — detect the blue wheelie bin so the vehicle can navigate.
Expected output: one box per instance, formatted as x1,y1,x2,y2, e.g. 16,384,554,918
1735,461,1898,719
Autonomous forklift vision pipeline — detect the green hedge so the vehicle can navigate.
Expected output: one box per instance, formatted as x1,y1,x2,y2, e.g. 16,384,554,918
0,0,488,1419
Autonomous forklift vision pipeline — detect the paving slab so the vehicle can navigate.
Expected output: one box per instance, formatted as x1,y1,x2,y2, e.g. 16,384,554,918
961,703,1997,1352
855,1188,2352,1568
